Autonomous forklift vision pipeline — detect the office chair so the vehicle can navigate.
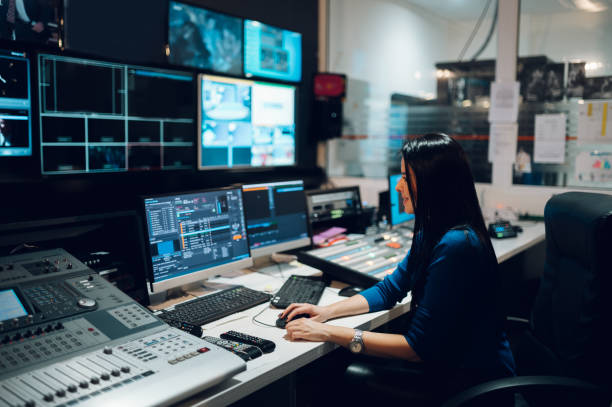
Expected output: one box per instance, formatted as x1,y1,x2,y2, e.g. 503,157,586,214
441,192,612,407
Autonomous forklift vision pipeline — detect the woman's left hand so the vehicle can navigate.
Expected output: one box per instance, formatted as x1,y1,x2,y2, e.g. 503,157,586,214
285,317,332,342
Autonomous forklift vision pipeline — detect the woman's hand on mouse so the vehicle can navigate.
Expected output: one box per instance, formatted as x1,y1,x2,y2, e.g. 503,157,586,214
285,317,331,342
279,303,331,323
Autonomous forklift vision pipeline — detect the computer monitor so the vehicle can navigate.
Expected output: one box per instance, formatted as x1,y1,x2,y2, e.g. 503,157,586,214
242,180,310,258
167,1,243,76
142,187,252,293
388,174,415,226
0,48,32,157
38,53,195,174
244,20,302,82
0,0,62,47
198,74,296,169
306,186,362,224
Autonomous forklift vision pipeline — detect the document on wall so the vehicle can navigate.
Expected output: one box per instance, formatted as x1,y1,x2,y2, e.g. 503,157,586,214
488,81,520,123
577,100,612,144
534,113,567,163
488,123,518,163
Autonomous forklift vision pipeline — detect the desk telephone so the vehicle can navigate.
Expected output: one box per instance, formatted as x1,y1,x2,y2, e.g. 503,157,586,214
488,221,522,239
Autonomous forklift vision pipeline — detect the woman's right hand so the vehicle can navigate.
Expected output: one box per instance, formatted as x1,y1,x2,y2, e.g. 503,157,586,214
279,303,332,323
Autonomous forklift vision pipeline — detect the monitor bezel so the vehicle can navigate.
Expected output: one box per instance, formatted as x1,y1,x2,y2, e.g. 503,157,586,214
141,185,253,293
243,19,303,83
241,179,312,259
305,185,363,224
197,73,298,171
387,173,415,226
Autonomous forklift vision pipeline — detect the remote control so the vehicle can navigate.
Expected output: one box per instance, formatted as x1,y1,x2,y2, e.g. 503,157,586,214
220,330,276,353
202,336,263,361
159,316,203,338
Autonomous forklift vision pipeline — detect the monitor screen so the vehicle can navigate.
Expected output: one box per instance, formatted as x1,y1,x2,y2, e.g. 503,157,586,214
0,49,32,157
143,187,252,292
244,20,302,82
168,1,243,76
0,0,62,47
389,174,415,226
242,180,310,257
306,187,362,223
198,74,296,169
38,53,195,174
0,289,28,323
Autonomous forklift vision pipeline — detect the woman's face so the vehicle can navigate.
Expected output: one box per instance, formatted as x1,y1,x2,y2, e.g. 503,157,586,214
395,158,416,214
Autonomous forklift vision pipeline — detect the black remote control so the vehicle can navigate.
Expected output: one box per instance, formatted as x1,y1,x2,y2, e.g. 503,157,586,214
220,330,276,353
159,316,203,338
202,336,263,361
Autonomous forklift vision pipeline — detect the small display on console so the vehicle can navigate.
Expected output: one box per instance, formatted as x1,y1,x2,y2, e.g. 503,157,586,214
0,289,28,323
388,174,415,226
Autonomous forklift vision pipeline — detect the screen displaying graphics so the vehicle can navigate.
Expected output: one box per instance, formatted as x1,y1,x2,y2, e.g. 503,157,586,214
0,49,32,157
244,20,302,82
242,180,310,257
0,289,28,323
38,54,195,174
198,74,295,169
0,0,62,47
143,187,251,292
168,1,242,76
306,187,362,223
389,174,415,226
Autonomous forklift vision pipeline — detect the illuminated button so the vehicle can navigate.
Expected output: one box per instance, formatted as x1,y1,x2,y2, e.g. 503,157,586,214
77,298,97,309
197,347,210,353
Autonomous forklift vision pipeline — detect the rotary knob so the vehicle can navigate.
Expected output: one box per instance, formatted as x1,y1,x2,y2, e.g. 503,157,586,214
77,298,97,309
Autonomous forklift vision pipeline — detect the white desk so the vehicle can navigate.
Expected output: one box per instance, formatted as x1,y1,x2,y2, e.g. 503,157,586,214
174,222,545,406
174,263,410,407
491,221,545,263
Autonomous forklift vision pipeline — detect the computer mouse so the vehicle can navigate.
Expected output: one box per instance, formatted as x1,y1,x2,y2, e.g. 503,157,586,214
338,286,364,297
275,313,310,329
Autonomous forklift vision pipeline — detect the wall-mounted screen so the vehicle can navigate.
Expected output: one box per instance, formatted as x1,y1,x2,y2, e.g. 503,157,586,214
0,49,31,157
168,1,243,76
38,53,195,174
198,74,296,169
0,0,62,46
244,20,301,82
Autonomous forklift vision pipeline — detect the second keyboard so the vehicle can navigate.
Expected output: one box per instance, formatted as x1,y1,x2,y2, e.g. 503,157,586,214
271,275,326,309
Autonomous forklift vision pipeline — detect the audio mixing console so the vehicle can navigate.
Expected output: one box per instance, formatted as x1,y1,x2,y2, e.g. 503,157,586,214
297,231,412,288
0,249,246,407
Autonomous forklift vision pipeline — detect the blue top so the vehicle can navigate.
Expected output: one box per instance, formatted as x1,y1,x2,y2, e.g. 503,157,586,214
361,228,516,379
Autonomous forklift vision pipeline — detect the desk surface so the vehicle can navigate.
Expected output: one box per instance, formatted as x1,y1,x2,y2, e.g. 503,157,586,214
172,222,544,406
174,263,410,407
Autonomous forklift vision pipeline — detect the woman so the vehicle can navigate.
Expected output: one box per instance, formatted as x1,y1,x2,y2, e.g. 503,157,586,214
281,133,515,402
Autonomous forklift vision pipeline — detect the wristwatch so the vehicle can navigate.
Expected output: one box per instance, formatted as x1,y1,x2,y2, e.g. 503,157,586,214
348,329,364,354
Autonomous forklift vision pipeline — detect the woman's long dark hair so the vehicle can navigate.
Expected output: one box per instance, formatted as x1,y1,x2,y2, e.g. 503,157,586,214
402,133,496,292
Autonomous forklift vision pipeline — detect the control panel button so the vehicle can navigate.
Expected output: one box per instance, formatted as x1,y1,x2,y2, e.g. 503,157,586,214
77,298,97,309
103,346,113,355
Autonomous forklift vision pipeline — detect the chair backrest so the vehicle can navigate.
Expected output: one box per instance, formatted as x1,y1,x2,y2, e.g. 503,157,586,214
530,192,612,384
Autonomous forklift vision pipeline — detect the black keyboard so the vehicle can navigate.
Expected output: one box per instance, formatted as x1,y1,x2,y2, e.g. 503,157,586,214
271,275,326,309
158,286,271,326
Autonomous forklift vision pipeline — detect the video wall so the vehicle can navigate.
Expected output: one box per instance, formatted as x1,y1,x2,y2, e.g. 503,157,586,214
1,0,303,176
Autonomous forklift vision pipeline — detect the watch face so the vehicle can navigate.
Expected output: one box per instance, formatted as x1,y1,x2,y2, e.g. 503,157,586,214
349,341,362,353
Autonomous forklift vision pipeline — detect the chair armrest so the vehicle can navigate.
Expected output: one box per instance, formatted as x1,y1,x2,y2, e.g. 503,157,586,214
440,376,610,407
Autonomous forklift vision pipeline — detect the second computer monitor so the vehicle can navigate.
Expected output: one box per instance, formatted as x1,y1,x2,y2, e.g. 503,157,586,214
306,186,364,233
242,180,310,258
388,174,415,226
142,187,252,292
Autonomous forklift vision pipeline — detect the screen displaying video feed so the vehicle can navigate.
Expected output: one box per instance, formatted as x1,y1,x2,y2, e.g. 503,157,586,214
244,20,302,82
0,49,31,157
0,0,62,46
198,74,296,169
168,1,242,76
38,54,195,174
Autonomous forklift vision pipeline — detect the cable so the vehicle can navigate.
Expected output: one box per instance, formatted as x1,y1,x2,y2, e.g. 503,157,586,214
471,0,498,61
457,0,493,62
251,303,277,328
